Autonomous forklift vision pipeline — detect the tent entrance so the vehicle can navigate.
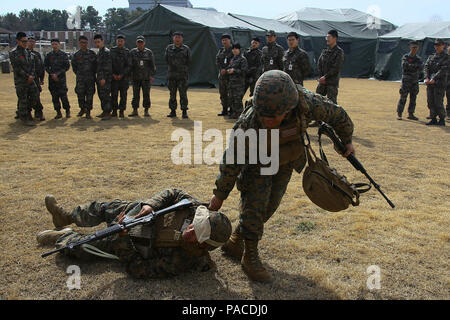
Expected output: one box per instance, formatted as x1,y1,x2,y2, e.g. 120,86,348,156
144,33,171,85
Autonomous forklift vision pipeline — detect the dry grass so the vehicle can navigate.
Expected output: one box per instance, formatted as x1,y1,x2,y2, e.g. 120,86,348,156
0,72,449,300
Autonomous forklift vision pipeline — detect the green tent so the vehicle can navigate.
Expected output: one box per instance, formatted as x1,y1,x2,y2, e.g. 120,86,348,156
229,13,316,76
375,22,450,81
278,8,396,78
119,4,268,86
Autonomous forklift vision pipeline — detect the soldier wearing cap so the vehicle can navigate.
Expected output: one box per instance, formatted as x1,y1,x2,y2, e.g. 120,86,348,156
110,35,132,118
396,40,423,121
27,35,45,121
316,30,345,104
283,31,310,86
37,189,232,279
93,34,113,120
261,30,284,73
226,43,248,119
216,33,234,116
424,38,448,126
244,37,262,97
72,35,97,119
129,36,156,117
10,31,39,126
165,31,191,119
44,38,71,119
208,70,355,282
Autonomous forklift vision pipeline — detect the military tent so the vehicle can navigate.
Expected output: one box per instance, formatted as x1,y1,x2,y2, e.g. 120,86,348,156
119,4,269,86
229,13,316,75
278,7,396,78
374,21,450,81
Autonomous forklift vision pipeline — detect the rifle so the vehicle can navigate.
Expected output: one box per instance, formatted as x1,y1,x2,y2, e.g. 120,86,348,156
41,198,193,258
318,121,395,209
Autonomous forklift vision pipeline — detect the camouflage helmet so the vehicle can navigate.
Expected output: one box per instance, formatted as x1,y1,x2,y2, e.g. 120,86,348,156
206,211,232,251
253,70,299,117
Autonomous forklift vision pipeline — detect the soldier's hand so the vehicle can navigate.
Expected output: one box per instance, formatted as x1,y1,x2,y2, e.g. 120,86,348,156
429,79,435,85
40,80,44,85
208,195,223,211
100,79,106,87
150,77,154,83
220,69,227,76
319,76,326,84
424,78,430,85
343,143,355,158
51,74,59,82
27,75,34,84
117,75,123,80
117,211,128,236
135,205,154,219
228,68,234,74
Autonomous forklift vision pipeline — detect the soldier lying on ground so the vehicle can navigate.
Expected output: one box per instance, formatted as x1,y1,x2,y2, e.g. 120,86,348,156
37,189,232,279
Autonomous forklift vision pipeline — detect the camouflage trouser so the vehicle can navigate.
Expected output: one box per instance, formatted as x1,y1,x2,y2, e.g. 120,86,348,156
446,85,450,116
426,85,446,119
397,81,419,115
316,83,338,104
55,199,140,261
15,83,39,119
111,78,129,111
168,77,189,111
132,80,151,110
244,73,258,97
97,80,112,113
235,163,295,240
75,79,96,111
219,76,231,112
49,80,70,111
228,79,245,116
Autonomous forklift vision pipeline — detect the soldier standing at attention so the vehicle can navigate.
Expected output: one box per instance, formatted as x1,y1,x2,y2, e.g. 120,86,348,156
110,35,131,118
27,35,45,121
316,30,345,104
396,41,422,121
244,37,262,97
424,39,448,126
71,36,97,119
446,44,450,119
93,34,113,121
283,32,310,86
37,189,232,279
165,31,191,119
261,30,284,73
208,70,355,282
10,32,38,126
129,36,156,117
216,34,234,117
226,43,248,119
44,38,71,119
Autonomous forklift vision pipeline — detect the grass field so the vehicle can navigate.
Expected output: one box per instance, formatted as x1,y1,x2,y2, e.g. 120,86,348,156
0,72,448,300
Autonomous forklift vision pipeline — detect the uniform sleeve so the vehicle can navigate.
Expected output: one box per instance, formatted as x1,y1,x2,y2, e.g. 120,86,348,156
187,46,192,66
424,56,431,79
325,49,344,79
44,54,51,75
125,250,183,279
149,51,156,77
233,57,247,75
216,50,221,68
300,51,311,77
142,189,196,211
317,52,324,76
56,53,70,77
124,50,132,77
164,46,169,65
71,54,78,75
432,56,448,81
10,52,30,79
302,88,354,145
277,46,284,70
401,55,409,73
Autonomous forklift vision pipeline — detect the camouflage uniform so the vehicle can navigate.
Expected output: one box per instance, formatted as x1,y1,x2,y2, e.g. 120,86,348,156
283,46,311,86
44,50,71,111
227,54,248,117
29,49,45,114
217,46,234,114
55,189,216,279
397,53,423,115
130,47,156,111
261,42,284,72
165,44,191,111
71,49,97,112
424,51,448,120
96,47,113,113
10,45,39,120
213,84,353,241
111,46,131,112
316,45,345,104
244,47,262,96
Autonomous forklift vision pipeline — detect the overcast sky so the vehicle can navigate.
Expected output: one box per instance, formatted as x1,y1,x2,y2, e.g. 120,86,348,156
1,0,449,26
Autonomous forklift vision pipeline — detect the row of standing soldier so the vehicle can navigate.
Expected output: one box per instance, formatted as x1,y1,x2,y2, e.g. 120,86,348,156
396,39,449,126
10,31,192,126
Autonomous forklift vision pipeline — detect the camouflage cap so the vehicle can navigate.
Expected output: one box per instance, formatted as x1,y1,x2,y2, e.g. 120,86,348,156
136,35,145,42
434,38,445,46
266,30,276,37
253,70,299,118
207,211,232,250
409,40,419,47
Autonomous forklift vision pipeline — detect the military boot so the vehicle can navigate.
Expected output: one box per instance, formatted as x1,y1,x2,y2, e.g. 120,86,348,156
167,110,176,118
119,110,125,118
77,109,86,117
217,109,228,116
397,112,402,120
128,108,139,117
44,195,73,229
182,110,189,119
111,109,118,117
426,118,438,126
241,240,272,282
101,112,111,121
407,113,418,120
85,110,92,119
36,228,73,246
96,111,105,118
221,229,244,260
65,110,71,118
54,110,63,119
35,110,45,121
437,117,446,126
144,108,150,117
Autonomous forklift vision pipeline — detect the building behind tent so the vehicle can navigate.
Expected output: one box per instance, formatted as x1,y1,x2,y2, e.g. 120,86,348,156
128,0,192,11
